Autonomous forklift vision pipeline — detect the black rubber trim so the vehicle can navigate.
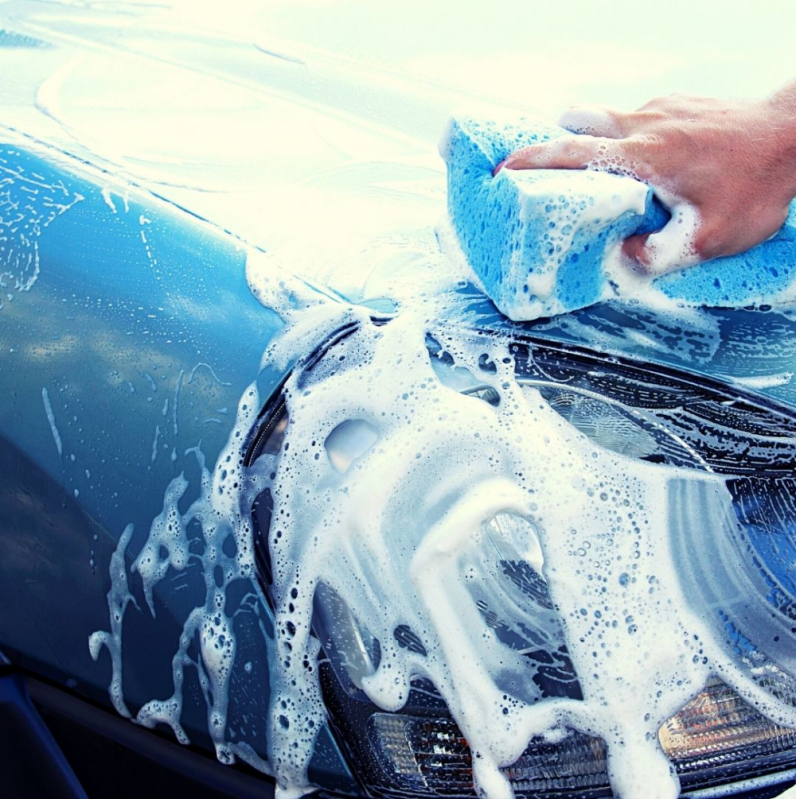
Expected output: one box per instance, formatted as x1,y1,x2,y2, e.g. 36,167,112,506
0,672,87,799
26,675,275,799
244,392,287,468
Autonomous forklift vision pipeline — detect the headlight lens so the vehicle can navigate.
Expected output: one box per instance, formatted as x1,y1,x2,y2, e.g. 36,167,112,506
363,680,796,798
247,331,796,798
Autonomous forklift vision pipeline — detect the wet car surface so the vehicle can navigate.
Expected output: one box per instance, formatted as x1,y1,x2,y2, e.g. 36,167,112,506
2,2,796,798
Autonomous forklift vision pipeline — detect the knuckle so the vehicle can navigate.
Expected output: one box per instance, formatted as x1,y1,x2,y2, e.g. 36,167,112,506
549,136,592,165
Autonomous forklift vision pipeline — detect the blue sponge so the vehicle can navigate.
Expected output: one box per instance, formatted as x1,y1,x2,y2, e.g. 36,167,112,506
441,115,796,320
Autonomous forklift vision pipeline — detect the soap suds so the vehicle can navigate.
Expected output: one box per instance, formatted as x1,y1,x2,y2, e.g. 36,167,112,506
558,105,623,139
90,257,796,799
511,168,650,306
260,306,714,799
725,371,794,390
89,523,137,719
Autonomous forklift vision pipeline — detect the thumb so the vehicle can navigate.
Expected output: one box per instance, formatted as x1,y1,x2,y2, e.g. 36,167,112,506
621,233,652,269
622,204,701,276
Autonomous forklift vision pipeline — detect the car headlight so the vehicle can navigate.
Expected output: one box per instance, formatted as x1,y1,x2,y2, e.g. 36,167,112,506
245,326,796,798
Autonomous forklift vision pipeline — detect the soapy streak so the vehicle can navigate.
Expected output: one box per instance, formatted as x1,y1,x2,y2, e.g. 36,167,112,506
41,386,62,457
0,155,83,300
91,399,272,772
187,361,232,387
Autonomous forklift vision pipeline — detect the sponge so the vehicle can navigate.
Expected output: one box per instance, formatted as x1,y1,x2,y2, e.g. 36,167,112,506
440,114,796,320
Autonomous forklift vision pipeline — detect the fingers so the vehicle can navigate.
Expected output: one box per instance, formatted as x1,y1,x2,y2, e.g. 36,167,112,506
622,203,701,276
494,135,615,176
558,104,626,138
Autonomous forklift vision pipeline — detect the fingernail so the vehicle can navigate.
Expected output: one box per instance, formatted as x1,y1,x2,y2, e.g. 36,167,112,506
492,160,506,176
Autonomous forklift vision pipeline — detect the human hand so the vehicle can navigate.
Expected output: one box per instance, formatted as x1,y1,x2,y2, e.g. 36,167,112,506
494,89,796,275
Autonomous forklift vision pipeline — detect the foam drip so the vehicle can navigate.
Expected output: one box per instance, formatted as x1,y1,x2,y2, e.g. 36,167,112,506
263,309,708,799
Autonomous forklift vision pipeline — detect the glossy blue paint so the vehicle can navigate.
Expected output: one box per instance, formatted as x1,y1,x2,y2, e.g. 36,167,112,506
0,142,283,543
0,140,360,787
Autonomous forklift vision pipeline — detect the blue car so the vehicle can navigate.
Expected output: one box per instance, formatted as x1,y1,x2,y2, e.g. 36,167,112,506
2,3,796,799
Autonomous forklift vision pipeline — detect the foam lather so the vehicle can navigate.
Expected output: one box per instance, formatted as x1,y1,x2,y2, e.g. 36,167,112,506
440,115,796,320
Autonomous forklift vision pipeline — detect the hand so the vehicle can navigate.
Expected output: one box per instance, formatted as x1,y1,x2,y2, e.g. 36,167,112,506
495,89,796,275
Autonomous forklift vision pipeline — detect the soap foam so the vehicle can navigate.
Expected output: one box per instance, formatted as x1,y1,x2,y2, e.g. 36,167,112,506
91,258,796,799
558,105,623,139
259,306,731,799
89,257,796,799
